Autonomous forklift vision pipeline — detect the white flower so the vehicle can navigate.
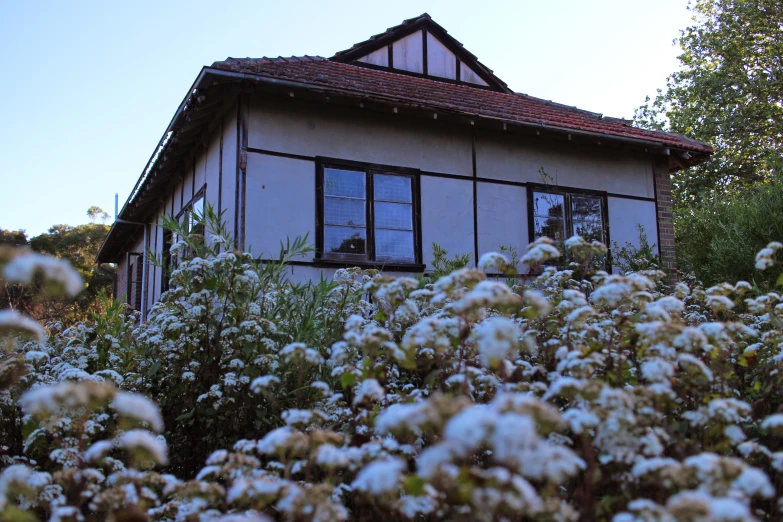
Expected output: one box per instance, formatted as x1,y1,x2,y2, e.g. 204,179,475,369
521,237,560,266
84,440,113,463
282,409,313,426
641,358,674,383
353,379,384,406
478,252,511,273
472,317,523,367
0,309,46,342
565,305,595,324
118,429,168,465
3,252,83,296
755,245,779,270
112,392,164,432
761,414,783,431
351,458,405,494
250,375,281,393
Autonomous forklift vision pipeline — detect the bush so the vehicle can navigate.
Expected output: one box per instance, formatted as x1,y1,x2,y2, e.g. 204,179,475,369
5,220,783,520
612,224,665,274
675,178,783,288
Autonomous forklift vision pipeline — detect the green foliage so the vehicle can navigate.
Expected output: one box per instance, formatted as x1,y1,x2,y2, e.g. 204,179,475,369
611,224,665,274
635,0,783,205
0,230,28,247
0,208,113,326
675,180,783,287
133,206,368,475
499,244,521,287
419,243,471,285
9,231,783,519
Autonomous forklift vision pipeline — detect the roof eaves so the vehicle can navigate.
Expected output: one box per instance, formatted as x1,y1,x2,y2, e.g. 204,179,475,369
96,66,217,263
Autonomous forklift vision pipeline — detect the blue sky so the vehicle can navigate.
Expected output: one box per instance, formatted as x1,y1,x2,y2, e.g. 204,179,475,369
0,0,693,236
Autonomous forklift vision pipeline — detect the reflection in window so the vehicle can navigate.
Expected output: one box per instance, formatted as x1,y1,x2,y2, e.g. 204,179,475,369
374,175,414,261
532,189,605,265
322,167,416,264
324,169,367,256
173,189,206,268
532,192,566,244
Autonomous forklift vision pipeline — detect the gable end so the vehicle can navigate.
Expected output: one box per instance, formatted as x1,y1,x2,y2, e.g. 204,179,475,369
331,14,509,92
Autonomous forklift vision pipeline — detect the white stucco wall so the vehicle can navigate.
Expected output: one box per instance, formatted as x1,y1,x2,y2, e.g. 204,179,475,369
427,32,456,80
205,125,222,211
608,197,658,252
393,30,424,74
244,154,316,260
420,176,474,267
121,94,667,310
220,108,238,230
358,47,389,67
476,181,529,266
248,99,473,177
475,131,655,198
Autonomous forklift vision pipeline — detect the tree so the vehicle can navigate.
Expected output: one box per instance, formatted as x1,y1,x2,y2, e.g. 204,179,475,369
0,209,114,325
87,205,110,224
635,0,783,205
0,230,28,247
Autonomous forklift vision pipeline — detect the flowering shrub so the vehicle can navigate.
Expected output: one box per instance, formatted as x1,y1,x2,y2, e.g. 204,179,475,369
4,224,783,520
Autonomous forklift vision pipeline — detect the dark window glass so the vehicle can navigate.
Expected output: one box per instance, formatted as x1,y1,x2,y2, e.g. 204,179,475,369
325,226,367,255
571,195,604,243
162,230,173,293
532,189,606,265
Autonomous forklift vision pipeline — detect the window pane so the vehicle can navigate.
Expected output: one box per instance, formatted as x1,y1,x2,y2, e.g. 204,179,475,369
571,196,603,242
325,168,365,198
325,226,366,255
574,220,604,243
571,196,602,223
325,197,365,226
534,216,566,242
374,174,412,203
375,229,415,261
192,195,204,214
374,202,412,230
532,192,564,219
187,196,205,234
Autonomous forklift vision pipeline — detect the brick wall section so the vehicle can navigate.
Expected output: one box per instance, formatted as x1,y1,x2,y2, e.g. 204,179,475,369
653,156,676,271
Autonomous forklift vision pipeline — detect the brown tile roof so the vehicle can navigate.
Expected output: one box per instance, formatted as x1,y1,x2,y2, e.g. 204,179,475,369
210,56,712,154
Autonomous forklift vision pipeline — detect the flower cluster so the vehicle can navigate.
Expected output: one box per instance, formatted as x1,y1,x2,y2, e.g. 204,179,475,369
4,235,783,521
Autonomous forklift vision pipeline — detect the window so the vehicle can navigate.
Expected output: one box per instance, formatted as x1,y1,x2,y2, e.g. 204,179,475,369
529,187,606,249
179,190,205,238
165,186,205,291
174,188,205,258
126,252,144,311
318,163,420,265
161,229,173,294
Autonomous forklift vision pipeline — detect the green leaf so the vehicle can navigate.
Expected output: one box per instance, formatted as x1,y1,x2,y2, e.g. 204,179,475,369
176,410,194,421
2,505,39,522
340,372,357,389
403,475,427,496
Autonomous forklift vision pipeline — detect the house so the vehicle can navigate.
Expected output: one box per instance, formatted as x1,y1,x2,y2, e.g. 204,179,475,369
96,13,712,319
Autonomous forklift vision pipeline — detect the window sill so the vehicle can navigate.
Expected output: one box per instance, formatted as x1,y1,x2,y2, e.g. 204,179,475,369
313,258,426,272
